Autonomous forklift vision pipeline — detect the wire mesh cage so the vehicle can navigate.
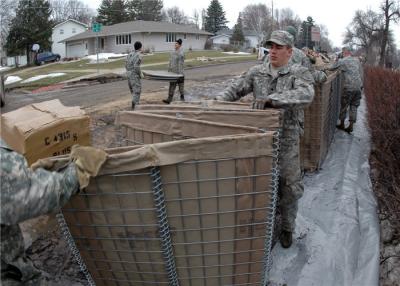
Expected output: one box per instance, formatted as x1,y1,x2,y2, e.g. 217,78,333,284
59,133,280,286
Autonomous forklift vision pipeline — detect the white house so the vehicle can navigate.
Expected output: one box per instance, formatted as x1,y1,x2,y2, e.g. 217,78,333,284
209,34,230,47
52,19,88,58
211,29,260,49
62,20,212,56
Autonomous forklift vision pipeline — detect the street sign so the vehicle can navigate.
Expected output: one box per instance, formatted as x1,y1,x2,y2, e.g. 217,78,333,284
92,23,102,33
311,27,321,42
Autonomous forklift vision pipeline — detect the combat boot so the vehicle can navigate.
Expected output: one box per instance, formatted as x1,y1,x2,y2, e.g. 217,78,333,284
180,95,185,101
280,230,293,248
345,122,353,133
131,102,135,109
163,94,173,104
336,120,345,131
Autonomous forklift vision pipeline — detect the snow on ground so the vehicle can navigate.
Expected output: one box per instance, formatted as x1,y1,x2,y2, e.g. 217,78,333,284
267,98,379,286
5,76,22,85
85,53,127,64
21,73,66,83
222,51,252,55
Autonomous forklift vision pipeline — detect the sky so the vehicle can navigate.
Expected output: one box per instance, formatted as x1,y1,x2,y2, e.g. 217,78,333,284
84,0,400,48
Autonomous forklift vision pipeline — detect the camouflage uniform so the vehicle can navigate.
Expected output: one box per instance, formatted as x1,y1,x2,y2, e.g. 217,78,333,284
220,62,315,232
167,48,185,101
126,50,142,105
328,56,363,123
0,139,79,285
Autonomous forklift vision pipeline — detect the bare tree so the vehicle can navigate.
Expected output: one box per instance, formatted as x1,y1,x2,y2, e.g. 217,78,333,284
165,6,188,24
0,0,17,55
277,8,301,30
50,0,95,25
192,9,200,29
241,4,273,46
379,0,400,66
318,24,333,52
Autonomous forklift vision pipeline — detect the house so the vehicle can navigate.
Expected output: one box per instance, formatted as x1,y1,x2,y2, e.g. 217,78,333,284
52,19,88,58
211,29,260,49
62,20,212,56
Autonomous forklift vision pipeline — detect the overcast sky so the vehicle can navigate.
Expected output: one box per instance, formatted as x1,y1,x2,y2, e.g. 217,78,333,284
85,0,400,47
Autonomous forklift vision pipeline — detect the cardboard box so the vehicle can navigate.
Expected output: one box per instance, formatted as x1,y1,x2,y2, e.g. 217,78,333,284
0,99,90,165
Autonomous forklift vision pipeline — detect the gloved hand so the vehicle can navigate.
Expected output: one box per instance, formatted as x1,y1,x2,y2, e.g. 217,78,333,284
252,98,273,110
31,158,55,171
70,145,107,190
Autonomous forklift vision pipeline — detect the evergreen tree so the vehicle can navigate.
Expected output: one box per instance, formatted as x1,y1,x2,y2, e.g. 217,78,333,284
5,0,52,63
204,0,228,34
127,0,163,21
231,15,245,46
97,0,127,25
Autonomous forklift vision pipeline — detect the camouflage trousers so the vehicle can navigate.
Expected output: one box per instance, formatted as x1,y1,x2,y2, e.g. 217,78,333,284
128,75,141,105
340,89,362,123
168,77,185,100
278,131,303,232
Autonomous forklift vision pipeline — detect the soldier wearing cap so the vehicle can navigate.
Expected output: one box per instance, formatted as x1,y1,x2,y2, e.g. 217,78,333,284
326,47,363,133
163,38,185,104
126,41,143,109
217,30,315,248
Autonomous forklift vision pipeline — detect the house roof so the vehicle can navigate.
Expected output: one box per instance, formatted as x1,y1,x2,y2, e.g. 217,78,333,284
62,20,212,42
53,19,88,30
216,29,258,37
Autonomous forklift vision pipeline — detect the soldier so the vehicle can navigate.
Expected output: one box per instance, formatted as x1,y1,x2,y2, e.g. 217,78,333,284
163,38,185,104
1,139,107,285
126,41,143,109
216,30,315,248
327,47,363,133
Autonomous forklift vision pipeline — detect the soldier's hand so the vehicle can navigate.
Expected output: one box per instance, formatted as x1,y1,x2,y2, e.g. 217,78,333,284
31,158,55,171
252,98,273,110
70,145,107,190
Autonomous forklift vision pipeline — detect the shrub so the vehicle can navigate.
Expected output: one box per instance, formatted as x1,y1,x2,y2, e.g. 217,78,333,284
364,66,400,234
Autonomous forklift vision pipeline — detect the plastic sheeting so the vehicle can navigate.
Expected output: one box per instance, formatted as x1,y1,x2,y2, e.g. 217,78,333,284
268,98,379,285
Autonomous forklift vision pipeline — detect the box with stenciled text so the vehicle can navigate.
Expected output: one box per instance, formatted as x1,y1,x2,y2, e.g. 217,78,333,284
0,99,90,165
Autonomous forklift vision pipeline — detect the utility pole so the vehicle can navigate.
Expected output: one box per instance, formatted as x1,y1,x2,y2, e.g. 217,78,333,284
271,0,274,30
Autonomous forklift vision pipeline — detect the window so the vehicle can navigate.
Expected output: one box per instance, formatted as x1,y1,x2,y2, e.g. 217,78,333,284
72,28,76,34
60,29,64,35
196,34,200,40
184,34,187,39
116,34,132,45
166,33,176,42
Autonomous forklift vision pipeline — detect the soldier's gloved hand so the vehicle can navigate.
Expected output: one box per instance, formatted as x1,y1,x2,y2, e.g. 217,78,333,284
70,145,107,190
252,98,273,110
31,158,56,171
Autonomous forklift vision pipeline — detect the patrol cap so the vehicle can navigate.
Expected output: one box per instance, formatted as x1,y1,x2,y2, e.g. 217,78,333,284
266,30,294,47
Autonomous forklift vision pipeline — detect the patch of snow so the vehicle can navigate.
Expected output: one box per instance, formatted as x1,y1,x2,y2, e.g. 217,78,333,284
5,76,22,85
222,52,251,55
84,53,127,63
21,73,66,83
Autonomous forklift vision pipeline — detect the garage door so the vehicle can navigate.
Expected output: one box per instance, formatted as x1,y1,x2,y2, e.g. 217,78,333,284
67,42,86,58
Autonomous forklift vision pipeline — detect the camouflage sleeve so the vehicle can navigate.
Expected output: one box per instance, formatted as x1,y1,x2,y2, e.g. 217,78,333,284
133,55,142,75
268,66,315,108
220,69,255,101
327,59,342,71
0,147,79,225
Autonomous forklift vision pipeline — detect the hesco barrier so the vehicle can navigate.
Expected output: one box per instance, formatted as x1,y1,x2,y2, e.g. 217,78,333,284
59,133,280,286
301,71,342,170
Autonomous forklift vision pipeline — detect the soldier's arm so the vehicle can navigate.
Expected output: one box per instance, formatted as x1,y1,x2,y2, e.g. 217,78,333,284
0,149,79,225
219,70,254,102
268,67,315,108
133,56,141,75
327,59,342,71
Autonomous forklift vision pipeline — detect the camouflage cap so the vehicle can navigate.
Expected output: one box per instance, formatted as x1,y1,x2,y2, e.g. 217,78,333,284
266,30,294,47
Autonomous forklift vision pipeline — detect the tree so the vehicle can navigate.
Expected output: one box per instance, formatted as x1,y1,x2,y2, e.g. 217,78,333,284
378,0,400,66
5,0,52,64
192,9,200,29
0,0,17,55
165,6,188,24
50,0,94,25
97,0,128,25
318,24,333,52
127,0,163,21
231,14,245,46
276,8,301,31
241,4,272,46
204,0,228,34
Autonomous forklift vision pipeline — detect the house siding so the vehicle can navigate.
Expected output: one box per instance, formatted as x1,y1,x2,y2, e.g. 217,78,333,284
52,21,87,58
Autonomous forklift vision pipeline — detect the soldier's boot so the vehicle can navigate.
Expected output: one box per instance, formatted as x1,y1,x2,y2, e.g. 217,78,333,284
336,120,345,131
162,96,173,104
131,102,135,109
345,122,354,133
280,230,293,248
180,94,185,101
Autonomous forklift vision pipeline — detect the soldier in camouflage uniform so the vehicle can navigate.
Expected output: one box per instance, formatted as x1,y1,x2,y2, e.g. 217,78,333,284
1,139,106,285
217,31,315,248
163,39,185,104
327,47,363,133
126,41,143,109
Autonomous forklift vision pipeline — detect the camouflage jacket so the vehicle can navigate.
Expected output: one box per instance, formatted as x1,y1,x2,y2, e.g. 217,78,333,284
1,139,79,282
221,63,315,134
289,47,312,69
125,50,142,78
328,56,363,91
168,48,185,75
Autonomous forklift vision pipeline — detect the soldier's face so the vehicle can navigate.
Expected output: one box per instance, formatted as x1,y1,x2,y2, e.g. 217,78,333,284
175,43,181,50
269,43,292,68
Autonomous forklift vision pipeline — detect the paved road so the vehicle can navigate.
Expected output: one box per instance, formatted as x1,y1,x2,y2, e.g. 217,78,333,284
1,61,257,113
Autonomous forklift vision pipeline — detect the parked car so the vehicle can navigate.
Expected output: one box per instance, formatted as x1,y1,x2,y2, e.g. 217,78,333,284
35,52,61,65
